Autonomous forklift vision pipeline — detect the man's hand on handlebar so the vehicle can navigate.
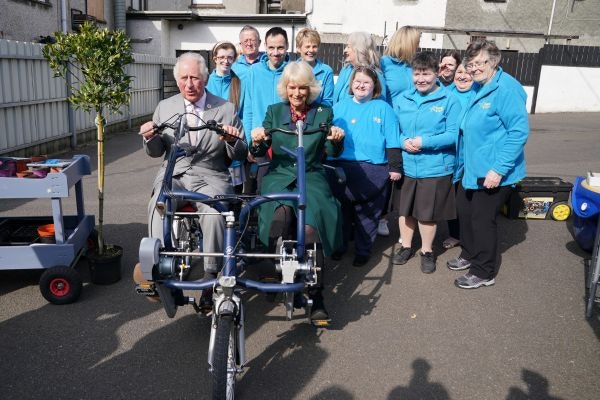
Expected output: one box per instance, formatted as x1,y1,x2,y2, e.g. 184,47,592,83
221,125,243,143
327,126,345,142
140,121,158,140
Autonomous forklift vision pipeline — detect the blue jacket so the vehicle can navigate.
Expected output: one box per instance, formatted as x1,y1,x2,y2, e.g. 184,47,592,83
333,64,388,104
331,97,401,164
307,59,335,107
207,70,245,120
447,83,474,182
459,67,529,189
231,52,263,83
380,55,413,106
394,84,462,178
243,53,290,137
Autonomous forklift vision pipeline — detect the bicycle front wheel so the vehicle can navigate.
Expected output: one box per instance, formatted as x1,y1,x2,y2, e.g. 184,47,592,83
212,315,237,400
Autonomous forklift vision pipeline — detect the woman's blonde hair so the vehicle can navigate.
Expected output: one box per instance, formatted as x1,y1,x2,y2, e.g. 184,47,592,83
296,28,321,49
385,26,421,62
347,31,381,69
277,61,322,104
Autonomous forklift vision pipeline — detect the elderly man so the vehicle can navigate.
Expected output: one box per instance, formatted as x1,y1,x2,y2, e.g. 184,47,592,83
139,52,247,284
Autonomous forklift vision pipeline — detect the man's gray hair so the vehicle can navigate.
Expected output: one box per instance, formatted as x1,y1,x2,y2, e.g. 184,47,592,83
173,52,208,82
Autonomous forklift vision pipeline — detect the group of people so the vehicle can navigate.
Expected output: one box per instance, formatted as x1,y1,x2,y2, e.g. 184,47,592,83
135,24,529,322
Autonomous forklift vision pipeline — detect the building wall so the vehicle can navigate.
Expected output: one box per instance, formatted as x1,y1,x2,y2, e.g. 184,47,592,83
308,0,448,48
0,0,61,41
444,0,600,52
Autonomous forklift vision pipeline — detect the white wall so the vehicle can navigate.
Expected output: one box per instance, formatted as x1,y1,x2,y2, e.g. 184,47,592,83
535,66,600,113
309,0,447,49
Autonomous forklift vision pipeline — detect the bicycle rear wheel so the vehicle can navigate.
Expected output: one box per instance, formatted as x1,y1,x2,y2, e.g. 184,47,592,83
211,315,237,400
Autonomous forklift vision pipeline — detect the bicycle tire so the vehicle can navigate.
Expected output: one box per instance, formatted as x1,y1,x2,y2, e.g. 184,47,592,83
211,315,237,400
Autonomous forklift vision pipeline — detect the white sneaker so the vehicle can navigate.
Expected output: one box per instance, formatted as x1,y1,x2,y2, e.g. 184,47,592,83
377,219,389,236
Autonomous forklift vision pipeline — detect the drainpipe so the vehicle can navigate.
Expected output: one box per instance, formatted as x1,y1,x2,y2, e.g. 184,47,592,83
60,0,68,33
546,0,557,44
114,0,126,31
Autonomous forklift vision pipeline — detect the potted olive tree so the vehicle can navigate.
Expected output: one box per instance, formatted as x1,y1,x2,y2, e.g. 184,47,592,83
43,21,134,284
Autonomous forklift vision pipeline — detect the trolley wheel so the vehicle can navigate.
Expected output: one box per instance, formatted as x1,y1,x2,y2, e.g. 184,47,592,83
211,315,238,400
550,202,571,221
39,266,82,305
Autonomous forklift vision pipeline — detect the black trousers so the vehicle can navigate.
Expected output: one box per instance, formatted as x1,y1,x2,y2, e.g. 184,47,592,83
456,183,512,279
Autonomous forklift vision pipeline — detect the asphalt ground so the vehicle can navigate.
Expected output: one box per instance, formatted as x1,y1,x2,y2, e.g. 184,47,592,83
1,112,599,399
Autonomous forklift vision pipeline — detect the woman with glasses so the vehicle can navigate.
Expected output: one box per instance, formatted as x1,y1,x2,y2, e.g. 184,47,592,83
328,66,402,267
207,41,246,192
391,51,462,274
448,39,529,289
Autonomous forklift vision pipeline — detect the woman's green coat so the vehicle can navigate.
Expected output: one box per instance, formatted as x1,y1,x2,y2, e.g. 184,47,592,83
250,102,344,256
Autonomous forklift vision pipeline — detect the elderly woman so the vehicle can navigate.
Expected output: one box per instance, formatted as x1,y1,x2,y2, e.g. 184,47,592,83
391,51,462,274
329,66,402,267
442,62,474,249
250,61,345,322
332,31,387,104
449,39,529,289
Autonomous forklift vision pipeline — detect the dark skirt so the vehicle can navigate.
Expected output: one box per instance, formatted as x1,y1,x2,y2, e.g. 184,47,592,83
395,175,455,222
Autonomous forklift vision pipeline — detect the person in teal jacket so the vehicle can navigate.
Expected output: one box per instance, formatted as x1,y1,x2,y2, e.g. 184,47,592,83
329,66,402,267
241,27,291,194
381,26,421,106
333,31,387,104
442,62,474,250
207,42,246,192
244,27,291,132
295,28,334,107
250,61,345,323
449,39,529,289
231,25,263,83
391,51,462,274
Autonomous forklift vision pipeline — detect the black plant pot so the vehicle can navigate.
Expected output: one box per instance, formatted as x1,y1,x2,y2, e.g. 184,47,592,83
88,245,123,285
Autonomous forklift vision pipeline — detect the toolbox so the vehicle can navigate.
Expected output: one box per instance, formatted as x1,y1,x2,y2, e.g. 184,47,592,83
504,176,573,220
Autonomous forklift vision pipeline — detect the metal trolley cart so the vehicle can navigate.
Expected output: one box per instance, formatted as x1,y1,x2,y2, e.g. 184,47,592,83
0,155,96,304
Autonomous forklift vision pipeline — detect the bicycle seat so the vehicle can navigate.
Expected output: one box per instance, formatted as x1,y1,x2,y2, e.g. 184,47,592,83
177,203,197,212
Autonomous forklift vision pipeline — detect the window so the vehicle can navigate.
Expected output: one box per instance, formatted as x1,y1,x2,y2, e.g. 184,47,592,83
87,0,105,22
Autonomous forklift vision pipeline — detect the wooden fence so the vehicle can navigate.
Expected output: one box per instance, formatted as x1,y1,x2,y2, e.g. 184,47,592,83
0,39,176,156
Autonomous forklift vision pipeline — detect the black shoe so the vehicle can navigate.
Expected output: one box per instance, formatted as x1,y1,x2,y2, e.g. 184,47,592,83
308,290,330,323
392,247,414,265
331,251,344,261
420,251,436,274
199,289,213,316
352,254,370,267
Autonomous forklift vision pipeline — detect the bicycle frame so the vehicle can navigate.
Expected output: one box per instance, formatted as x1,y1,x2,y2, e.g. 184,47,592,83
137,116,328,397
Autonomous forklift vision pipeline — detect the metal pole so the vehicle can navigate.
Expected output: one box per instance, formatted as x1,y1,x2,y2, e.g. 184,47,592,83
546,0,558,44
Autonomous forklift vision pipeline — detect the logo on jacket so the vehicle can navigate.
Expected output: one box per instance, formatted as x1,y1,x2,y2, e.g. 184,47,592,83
480,102,491,110
430,106,444,113
373,117,382,124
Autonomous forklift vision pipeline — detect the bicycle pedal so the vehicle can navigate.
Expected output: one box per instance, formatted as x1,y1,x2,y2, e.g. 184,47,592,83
135,283,159,299
311,318,331,328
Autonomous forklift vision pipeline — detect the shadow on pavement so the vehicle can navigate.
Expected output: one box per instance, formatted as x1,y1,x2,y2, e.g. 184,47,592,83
506,369,565,400
387,358,450,400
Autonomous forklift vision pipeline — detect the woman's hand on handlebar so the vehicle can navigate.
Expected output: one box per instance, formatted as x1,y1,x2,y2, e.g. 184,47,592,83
327,126,345,142
221,125,243,143
251,127,269,144
140,121,158,140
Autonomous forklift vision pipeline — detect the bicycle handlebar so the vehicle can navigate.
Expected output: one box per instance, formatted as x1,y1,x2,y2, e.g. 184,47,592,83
265,122,329,137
